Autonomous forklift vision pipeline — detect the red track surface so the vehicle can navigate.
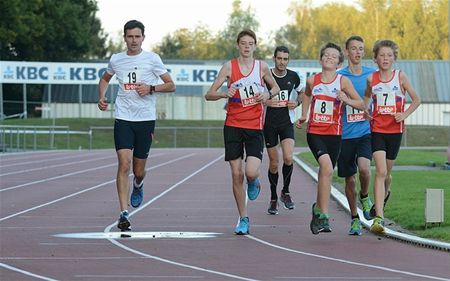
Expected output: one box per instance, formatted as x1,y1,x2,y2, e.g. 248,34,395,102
1,148,449,281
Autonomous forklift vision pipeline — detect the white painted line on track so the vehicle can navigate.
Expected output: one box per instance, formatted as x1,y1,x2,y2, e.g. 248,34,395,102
0,153,194,222
0,155,115,177
247,235,450,281
103,154,261,281
0,151,106,169
0,262,58,281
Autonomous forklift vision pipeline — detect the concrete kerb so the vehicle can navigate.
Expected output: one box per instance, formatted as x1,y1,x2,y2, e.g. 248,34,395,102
293,155,450,252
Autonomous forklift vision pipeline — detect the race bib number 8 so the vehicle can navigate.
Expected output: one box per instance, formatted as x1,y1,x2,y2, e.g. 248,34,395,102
123,70,142,91
313,99,333,123
376,92,396,114
346,104,364,122
240,84,259,107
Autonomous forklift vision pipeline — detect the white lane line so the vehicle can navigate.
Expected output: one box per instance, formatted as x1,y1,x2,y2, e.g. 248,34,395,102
0,155,115,177
103,154,260,281
0,151,106,169
247,235,450,281
0,153,194,222
74,275,204,279
0,152,163,192
0,262,58,281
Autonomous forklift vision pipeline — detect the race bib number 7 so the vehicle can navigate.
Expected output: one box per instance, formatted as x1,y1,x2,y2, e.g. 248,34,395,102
313,99,333,123
123,70,142,91
376,92,396,114
240,84,259,107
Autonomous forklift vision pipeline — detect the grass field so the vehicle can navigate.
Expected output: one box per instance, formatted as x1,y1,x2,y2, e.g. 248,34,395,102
2,118,449,243
298,150,450,243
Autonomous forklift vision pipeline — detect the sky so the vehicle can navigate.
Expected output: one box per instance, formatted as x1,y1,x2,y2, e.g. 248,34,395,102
96,0,355,48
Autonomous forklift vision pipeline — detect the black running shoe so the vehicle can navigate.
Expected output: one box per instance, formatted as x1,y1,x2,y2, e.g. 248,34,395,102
117,210,131,231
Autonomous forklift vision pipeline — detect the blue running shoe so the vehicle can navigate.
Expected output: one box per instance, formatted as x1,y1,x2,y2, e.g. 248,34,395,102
130,178,144,208
349,218,362,236
234,217,250,235
247,178,260,200
117,210,131,231
359,195,373,220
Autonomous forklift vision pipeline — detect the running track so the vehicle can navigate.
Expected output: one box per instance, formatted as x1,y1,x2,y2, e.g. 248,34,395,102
0,148,449,281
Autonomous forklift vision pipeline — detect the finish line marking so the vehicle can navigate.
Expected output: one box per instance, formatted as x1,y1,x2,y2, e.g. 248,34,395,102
53,231,221,240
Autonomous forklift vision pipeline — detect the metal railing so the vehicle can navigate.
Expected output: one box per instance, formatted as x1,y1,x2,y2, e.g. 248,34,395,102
0,125,91,152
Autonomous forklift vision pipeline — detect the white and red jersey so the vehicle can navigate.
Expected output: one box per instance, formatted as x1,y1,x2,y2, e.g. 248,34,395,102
306,73,344,135
371,70,406,133
225,58,266,130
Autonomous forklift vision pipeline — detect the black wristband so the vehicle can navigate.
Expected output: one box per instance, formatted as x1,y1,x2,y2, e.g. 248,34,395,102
149,85,155,93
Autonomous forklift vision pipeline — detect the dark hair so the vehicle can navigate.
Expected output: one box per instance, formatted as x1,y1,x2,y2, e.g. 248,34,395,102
319,42,344,64
373,39,399,60
345,35,364,49
236,29,257,45
124,20,145,36
273,46,289,57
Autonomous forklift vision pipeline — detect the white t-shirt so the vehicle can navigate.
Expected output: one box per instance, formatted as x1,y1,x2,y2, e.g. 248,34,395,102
107,50,167,121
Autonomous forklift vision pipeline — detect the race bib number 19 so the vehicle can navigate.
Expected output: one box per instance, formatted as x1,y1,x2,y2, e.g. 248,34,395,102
376,92,396,114
123,70,141,91
313,99,333,123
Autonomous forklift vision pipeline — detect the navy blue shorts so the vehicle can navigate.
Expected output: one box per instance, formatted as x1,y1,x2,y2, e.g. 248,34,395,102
306,133,341,168
114,119,155,159
337,134,372,177
223,125,264,161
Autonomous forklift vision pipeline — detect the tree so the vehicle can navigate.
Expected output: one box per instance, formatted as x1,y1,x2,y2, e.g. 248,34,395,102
0,0,108,61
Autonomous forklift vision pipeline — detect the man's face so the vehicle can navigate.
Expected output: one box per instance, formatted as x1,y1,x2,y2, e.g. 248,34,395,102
346,40,365,65
124,27,144,53
274,51,289,72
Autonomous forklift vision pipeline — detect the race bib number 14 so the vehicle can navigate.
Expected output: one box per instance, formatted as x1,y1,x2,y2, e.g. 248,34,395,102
240,84,259,107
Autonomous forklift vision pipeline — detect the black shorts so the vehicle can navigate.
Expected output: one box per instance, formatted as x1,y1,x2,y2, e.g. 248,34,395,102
307,133,341,168
337,134,372,177
263,122,295,148
371,132,403,160
224,125,264,161
114,119,155,159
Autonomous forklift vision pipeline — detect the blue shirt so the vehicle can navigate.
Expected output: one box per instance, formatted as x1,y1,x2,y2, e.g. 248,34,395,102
337,66,376,139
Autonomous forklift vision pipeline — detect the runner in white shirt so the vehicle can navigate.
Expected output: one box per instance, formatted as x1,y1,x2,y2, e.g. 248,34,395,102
98,20,175,232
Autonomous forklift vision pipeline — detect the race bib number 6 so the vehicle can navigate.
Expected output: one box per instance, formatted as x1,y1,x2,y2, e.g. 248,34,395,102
123,70,142,91
313,99,333,123
376,92,396,114
240,84,259,107
272,90,289,107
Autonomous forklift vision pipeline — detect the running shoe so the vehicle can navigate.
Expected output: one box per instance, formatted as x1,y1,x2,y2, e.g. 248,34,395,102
369,191,390,218
349,218,362,236
280,192,295,209
267,200,279,215
235,217,250,235
130,178,144,208
310,203,332,235
359,195,373,220
370,216,385,235
247,178,261,200
117,210,131,231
